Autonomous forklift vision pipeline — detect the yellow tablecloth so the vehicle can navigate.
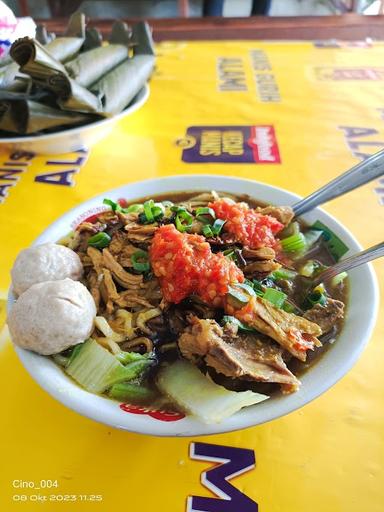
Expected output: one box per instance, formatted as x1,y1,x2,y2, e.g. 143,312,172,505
0,40,383,511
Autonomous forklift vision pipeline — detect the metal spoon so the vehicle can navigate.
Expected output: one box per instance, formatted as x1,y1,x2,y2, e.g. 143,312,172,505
292,148,384,217
292,241,384,309
310,241,384,288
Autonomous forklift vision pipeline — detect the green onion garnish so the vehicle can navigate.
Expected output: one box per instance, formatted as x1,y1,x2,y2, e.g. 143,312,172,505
299,260,317,277
103,198,121,212
227,286,250,307
152,204,165,220
124,203,142,213
131,250,150,273
251,279,265,297
223,249,236,261
305,290,327,309
170,205,184,213
196,207,216,224
221,315,256,333
236,282,256,296
175,209,193,233
211,218,226,236
202,225,214,237
88,232,111,249
138,200,165,224
263,288,287,308
270,268,297,280
280,232,306,253
282,301,296,313
330,271,348,287
143,199,155,223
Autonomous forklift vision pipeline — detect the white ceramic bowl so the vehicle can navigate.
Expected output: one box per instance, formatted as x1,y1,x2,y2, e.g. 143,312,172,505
0,85,149,154
7,175,379,436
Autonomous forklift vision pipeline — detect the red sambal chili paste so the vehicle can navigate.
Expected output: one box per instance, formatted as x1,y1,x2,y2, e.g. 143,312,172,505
209,198,283,249
149,224,244,305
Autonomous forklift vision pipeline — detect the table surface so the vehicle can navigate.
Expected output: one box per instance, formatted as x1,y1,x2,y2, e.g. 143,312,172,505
41,14,384,41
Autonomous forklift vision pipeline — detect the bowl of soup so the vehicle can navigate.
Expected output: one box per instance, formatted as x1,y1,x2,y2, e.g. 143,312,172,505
7,175,379,436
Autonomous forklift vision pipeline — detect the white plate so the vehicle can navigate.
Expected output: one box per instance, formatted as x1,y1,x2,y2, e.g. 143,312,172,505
7,175,379,436
0,84,149,154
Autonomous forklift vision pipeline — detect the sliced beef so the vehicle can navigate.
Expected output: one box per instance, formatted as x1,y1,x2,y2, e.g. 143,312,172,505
303,298,344,334
233,296,322,361
178,317,300,392
257,205,294,226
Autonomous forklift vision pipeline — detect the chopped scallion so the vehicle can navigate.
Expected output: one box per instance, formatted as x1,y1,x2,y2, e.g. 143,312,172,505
304,290,327,309
202,225,214,237
251,279,265,297
211,218,226,236
124,203,142,213
223,249,236,261
282,301,296,313
263,288,287,308
88,232,111,249
331,272,348,287
175,208,193,232
221,315,256,333
103,198,121,212
280,232,306,253
195,207,216,223
143,199,155,223
152,204,165,220
227,286,250,308
279,221,300,239
131,250,150,273
270,268,297,280
236,282,256,296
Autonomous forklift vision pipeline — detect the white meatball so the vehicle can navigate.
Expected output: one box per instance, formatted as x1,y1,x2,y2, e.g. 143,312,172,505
8,279,96,355
11,243,83,296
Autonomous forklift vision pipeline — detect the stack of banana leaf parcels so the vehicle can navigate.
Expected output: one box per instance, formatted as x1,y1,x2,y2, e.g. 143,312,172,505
0,13,155,136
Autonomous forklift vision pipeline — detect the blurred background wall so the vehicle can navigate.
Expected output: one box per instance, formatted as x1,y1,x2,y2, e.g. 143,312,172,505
4,0,380,19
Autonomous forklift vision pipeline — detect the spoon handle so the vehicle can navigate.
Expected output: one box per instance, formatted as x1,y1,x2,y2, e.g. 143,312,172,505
292,148,384,217
312,241,384,287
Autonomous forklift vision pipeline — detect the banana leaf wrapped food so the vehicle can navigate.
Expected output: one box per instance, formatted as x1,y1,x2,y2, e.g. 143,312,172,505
10,38,102,113
65,44,129,87
0,91,93,134
91,21,155,116
82,27,103,51
0,18,155,135
35,24,56,45
0,13,86,91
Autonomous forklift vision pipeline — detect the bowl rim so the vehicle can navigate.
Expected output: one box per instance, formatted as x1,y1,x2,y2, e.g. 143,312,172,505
0,84,149,143
7,175,380,436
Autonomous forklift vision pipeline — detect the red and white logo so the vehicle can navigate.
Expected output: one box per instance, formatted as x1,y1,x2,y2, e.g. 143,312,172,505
247,125,281,163
120,403,185,422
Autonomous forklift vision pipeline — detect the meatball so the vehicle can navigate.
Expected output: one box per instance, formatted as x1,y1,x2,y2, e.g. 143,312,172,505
8,279,96,355
11,243,83,297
